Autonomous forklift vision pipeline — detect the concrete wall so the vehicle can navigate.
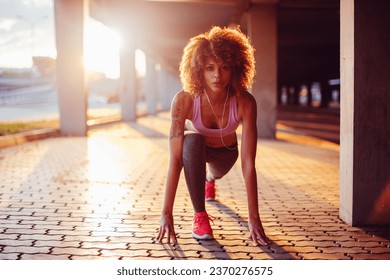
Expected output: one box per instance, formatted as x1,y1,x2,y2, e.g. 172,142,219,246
340,0,390,225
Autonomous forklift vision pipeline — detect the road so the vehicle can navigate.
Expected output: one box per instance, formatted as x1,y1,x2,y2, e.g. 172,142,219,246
0,77,120,122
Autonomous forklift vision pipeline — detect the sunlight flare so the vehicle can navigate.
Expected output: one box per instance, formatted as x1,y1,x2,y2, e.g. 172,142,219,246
84,17,121,79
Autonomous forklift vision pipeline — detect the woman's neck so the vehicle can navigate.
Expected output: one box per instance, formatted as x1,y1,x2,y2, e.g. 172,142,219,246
203,88,228,104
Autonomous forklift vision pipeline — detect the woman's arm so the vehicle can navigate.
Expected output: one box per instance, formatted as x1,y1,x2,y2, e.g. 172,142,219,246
240,92,270,246
157,91,188,243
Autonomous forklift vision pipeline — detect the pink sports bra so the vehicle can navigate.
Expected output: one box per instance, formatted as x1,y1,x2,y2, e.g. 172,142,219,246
187,95,240,137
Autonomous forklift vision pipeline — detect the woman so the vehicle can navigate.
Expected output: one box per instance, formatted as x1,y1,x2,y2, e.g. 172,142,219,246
157,26,270,246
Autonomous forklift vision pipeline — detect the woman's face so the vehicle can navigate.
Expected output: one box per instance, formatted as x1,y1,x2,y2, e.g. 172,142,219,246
203,56,232,94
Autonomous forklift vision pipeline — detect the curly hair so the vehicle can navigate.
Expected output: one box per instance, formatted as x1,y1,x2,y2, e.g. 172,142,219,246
179,26,255,94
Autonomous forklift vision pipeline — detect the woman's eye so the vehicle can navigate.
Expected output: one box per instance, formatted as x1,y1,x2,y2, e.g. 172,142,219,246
206,66,214,71
222,65,230,71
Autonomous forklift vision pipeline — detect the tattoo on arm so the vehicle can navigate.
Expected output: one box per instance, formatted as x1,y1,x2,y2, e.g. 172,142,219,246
170,106,183,140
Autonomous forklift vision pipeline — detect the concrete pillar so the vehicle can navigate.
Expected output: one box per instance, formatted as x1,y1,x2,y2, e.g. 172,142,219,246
247,3,277,138
340,0,390,225
145,56,158,115
54,0,88,136
119,36,137,121
158,67,171,111
169,71,181,99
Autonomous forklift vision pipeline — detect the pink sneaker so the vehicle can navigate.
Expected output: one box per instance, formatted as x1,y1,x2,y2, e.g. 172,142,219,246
205,180,216,201
192,211,214,240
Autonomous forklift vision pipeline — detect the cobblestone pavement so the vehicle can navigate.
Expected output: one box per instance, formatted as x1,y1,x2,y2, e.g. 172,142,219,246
0,113,389,260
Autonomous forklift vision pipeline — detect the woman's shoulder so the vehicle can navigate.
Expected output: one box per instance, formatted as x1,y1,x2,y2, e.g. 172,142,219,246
235,90,256,105
235,90,257,121
171,90,196,115
174,90,197,101
173,90,197,106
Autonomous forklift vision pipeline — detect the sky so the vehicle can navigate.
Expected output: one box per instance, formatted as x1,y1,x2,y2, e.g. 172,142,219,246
0,0,134,79
0,0,56,69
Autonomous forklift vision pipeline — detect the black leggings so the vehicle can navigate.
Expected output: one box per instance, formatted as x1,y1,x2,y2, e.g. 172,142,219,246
182,133,238,213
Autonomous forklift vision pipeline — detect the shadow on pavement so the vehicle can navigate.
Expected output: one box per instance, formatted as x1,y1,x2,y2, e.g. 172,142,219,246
207,200,297,260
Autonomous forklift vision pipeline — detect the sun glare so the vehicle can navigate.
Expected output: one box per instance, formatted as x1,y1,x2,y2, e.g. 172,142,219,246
135,49,146,77
84,18,121,79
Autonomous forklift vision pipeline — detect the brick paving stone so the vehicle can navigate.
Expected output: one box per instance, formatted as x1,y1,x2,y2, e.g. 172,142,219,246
74,226,105,231
81,241,128,250
224,245,273,254
299,252,351,260
7,215,46,221
201,251,249,260
129,243,179,251
336,241,381,248
348,253,390,260
100,249,150,258
0,239,34,246
0,253,20,260
61,222,99,228
158,238,195,246
0,233,19,240
292,241,337,247
366,247,390,254
20,254,70,260
274,235,313,242
20,221,60,228
172,243,224,252
310,236,355,242
5,228,47,235
215,239,248,246
34,240,81,248
320,247,370,254
328,231,360,237
268,245,295,254
1,224,33,230
217,233,247,239
71,255,121,260
354,235,390,242
255,252,285,260
152,249,200,259
63,235,108,242
51,247,100,256
2,246,51,254
285,246,322,254
108,236,136,243
47,230,91,236
52,216,86,222
197,244,227,253
251,252,301,260
18,234,63,241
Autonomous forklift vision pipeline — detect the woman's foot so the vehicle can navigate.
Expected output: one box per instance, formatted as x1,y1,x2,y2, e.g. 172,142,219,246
192,211,214,240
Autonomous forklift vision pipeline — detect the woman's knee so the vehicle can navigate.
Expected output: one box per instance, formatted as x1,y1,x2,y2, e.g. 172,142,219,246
183,133,205,149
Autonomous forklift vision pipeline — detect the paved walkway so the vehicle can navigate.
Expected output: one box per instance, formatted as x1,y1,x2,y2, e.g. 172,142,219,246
0,112,389,260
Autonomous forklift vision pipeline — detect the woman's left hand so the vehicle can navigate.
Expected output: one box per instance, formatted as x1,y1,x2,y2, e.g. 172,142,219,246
248,217,270,246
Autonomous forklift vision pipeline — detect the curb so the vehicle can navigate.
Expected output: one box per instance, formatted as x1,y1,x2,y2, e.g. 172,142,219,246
0,128,60,149
0,115,122,150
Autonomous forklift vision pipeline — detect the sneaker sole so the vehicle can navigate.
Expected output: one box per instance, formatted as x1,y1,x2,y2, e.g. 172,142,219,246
192,232,214,240
205,197,215,201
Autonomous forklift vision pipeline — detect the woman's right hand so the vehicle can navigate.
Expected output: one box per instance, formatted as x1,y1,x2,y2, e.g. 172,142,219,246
157,212,177,244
